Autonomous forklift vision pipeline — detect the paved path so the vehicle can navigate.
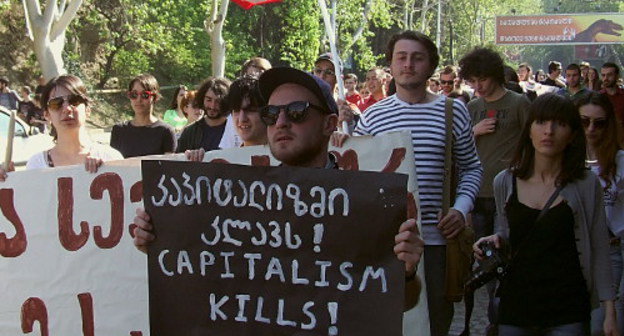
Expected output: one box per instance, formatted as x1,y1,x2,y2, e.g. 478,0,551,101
449,286,489,336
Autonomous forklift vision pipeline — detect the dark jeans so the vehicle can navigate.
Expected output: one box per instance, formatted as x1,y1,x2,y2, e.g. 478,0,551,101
499,322,589,336
424,245,454,336
472,197,499,329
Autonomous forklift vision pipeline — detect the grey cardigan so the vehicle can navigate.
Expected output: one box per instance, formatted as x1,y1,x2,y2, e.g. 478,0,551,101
493,169,615,309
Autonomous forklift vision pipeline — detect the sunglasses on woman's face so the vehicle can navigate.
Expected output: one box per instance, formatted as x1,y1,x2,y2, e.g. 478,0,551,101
47,94,87,110
260,101,328,126
580,117,607,130
127,90,155,100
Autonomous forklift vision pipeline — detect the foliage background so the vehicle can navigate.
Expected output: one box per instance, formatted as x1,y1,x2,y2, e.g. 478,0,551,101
0,0,622,125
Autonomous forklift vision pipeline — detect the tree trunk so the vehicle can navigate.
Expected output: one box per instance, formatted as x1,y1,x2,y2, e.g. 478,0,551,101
31,28,66,79
206,0,230,78
22,0,82,80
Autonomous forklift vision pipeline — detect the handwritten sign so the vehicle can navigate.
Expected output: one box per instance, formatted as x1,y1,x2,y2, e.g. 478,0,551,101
0,131,429,335
143,161,407,335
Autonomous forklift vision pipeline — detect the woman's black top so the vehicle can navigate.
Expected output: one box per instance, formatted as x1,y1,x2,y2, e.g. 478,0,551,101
498,179,590,327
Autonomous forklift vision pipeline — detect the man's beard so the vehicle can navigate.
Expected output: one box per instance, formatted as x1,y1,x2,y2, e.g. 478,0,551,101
205,109,222,120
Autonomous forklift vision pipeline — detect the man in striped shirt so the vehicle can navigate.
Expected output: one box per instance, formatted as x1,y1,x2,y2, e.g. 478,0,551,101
334,30,483,336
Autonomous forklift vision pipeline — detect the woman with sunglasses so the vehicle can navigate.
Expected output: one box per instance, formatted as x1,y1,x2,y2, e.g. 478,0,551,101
576,93,624,335
163,85,188,132
110,74,176,158
473,94,617,336
0,75,122,181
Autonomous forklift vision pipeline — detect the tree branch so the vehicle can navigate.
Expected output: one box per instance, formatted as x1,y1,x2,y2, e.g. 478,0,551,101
204,0,218,33
22,0,40,41
342,0,372,53
50,0,82,40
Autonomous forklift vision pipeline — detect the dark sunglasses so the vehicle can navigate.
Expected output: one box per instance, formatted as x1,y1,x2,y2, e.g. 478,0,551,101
47,94,87,110
440,80,454,85
313,68,335,77
260,101,328,126
127,90,156,100
581,117,607,130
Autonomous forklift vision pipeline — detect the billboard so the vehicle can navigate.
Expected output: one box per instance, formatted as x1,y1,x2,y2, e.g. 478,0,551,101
496,13,624,45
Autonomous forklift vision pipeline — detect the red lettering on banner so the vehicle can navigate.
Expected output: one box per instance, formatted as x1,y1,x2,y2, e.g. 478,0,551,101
251,155,271,166
21,297,49,336
330,149,359,171
58,177,89,251
0,189,27,257
129,181,143,239
381,148,406,173
91,173,124,249
210,158,230,164
78,293,94,336
130,181,143,203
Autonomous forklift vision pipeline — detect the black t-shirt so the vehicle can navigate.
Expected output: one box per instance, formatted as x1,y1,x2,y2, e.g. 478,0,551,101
499,179,590,327
110,120,177,158
199,120,226,151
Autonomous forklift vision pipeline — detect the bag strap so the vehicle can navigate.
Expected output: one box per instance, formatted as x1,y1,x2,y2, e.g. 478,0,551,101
442,98,454,215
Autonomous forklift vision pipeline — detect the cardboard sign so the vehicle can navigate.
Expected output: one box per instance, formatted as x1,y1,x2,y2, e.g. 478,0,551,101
0,131,429,335
143,161,407,335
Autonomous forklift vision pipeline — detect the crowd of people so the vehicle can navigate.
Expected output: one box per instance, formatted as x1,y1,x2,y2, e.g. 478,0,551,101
1,29,624,336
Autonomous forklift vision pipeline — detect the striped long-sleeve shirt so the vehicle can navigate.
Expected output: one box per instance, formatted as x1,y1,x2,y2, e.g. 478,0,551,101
355,94,483,245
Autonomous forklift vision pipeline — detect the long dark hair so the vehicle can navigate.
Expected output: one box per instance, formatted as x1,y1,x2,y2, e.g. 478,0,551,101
576,92,623,189
169,85,187,109
510,93,587,186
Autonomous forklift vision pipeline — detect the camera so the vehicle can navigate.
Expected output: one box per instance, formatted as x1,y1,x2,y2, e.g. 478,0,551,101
465,241,509,292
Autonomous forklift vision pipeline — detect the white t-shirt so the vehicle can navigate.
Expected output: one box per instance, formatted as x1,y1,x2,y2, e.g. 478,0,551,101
218,115,242,149
26,143,124,170
588,150,624,237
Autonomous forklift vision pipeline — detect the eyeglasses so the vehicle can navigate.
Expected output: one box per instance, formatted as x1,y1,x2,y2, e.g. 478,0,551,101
440,80,454,85
313,68,335,77
581,117,607,130
127,90,156,100
260,101,328,126
47,94,87,110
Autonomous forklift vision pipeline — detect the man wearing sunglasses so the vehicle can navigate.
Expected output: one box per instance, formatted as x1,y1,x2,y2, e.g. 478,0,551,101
134,67,425,309
439,65,457,97
256,66,423,306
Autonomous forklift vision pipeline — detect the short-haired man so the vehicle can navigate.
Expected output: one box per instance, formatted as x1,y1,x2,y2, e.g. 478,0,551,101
428,76,441,93
336,30,483,336
177,77,231,152
459,47,530,333
557,63,590,100
313,53,338,93
541,61,565,88
439,65,458,96
344,73,363,106
358,67,387,112
0,76,20,110
600,62,624,126
134,67,425,310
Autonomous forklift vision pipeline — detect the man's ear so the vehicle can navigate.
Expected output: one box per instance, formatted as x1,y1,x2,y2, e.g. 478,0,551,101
323,114,339,136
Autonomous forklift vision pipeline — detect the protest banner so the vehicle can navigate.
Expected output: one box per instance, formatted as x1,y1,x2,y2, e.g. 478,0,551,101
0,131,429,335
495,13,624,45
144,160,407,335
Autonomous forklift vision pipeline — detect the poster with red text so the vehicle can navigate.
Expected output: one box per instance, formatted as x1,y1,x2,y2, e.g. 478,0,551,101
0,131,429,335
